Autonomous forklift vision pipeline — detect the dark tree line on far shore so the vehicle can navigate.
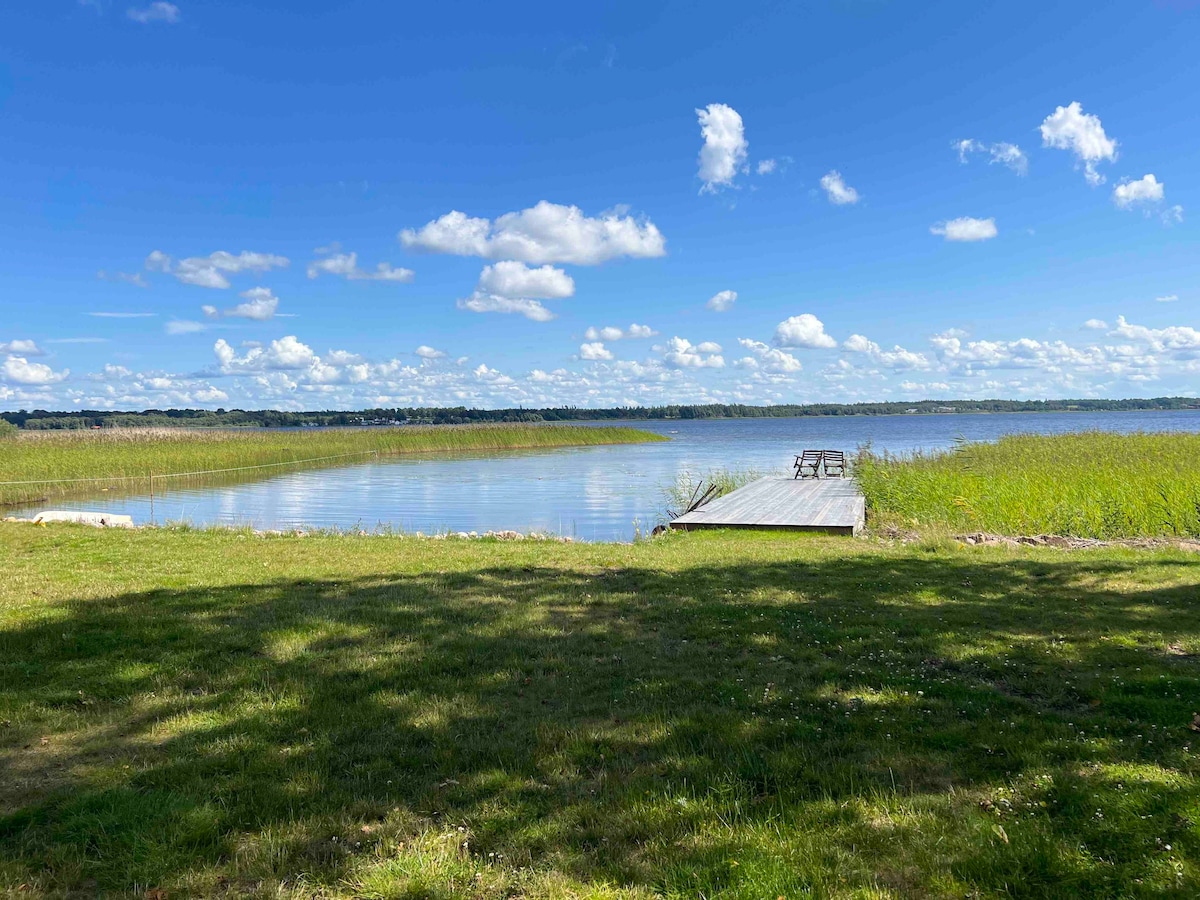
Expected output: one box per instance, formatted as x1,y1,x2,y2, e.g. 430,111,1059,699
2,397,1198,430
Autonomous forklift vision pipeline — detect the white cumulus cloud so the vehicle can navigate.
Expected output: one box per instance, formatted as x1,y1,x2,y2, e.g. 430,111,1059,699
1109,316,1200,352
706,289,737,312
736,339,802,373
214,336,318,372
415,346,447,359
194,386,229,403
820,170,859,205
1084,318,1109,330
1112,174,1165,210
663,336,725,369
579,342,614,361
227,287,279,321
0,339,42,356
2,357,69,385
696,103,748,193
400,201,666,265
456,259,579,322
1039,101,1117,185
774,314,837,349
477,261,575,299
842,334,931,369
930,217,997,242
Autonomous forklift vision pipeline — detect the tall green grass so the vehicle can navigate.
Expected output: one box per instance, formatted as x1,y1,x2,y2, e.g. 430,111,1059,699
855,431,1200,538
0,424,664,507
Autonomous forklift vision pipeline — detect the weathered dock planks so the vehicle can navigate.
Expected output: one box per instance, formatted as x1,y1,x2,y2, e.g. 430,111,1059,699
669,476,865,535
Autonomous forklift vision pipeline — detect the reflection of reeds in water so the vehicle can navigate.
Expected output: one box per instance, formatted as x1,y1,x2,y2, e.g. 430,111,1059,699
0,424,665,507
854,430,1200,538
662,467,772,519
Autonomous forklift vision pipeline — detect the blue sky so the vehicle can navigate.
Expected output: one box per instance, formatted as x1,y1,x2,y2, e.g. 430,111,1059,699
1,0,1197,410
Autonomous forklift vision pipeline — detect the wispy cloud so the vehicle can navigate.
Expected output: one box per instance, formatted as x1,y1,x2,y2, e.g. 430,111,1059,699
127,2,180,24
583,324,657,341
954,139,1028,175
307,249,414,282
165,320,206,335
202,287,281,321
147,249,290,289
97,270,150,288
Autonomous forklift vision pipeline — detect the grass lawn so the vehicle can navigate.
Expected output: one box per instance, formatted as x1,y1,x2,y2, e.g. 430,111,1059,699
1,525,1198,897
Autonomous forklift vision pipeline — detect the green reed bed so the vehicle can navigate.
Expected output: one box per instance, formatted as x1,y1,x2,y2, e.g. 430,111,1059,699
0,424,664,507
855,431,1200,538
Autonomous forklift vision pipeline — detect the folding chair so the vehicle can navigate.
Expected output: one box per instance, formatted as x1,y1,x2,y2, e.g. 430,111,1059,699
794,449,823,479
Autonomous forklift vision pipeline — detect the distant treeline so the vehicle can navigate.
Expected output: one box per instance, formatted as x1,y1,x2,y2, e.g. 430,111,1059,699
3,397,1198,430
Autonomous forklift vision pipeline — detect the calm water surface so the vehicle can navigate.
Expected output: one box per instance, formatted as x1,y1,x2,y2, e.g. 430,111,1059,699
21,410,1200,541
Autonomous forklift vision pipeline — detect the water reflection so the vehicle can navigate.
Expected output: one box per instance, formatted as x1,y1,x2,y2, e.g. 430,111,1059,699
15,410,1200,540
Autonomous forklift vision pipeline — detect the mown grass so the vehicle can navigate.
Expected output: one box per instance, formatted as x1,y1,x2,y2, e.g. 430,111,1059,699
1,525,1197,897
0,424,664,507
856,431,1200,538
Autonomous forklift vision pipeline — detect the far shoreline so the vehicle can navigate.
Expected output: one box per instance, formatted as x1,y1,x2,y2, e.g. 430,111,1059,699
4,397,1200,431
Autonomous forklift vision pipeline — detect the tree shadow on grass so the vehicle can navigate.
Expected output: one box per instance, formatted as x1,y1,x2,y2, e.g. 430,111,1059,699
1,551,1199,896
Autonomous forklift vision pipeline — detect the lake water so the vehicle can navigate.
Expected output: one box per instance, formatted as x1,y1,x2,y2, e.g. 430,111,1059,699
19,410,1200,541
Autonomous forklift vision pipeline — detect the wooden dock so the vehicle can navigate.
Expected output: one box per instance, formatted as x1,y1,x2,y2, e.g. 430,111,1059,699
669,477,865,535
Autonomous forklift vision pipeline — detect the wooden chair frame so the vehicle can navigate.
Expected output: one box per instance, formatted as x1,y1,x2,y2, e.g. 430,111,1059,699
822,449,846,478
794,450,823,479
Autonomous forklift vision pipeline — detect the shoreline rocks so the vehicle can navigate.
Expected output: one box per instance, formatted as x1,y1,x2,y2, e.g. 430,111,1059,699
30,511,135,528
1,517,577,541
957,531,1200,552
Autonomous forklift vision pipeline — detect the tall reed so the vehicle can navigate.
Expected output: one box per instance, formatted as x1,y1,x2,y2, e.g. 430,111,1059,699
0,424,664,507
855,431,1200,538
